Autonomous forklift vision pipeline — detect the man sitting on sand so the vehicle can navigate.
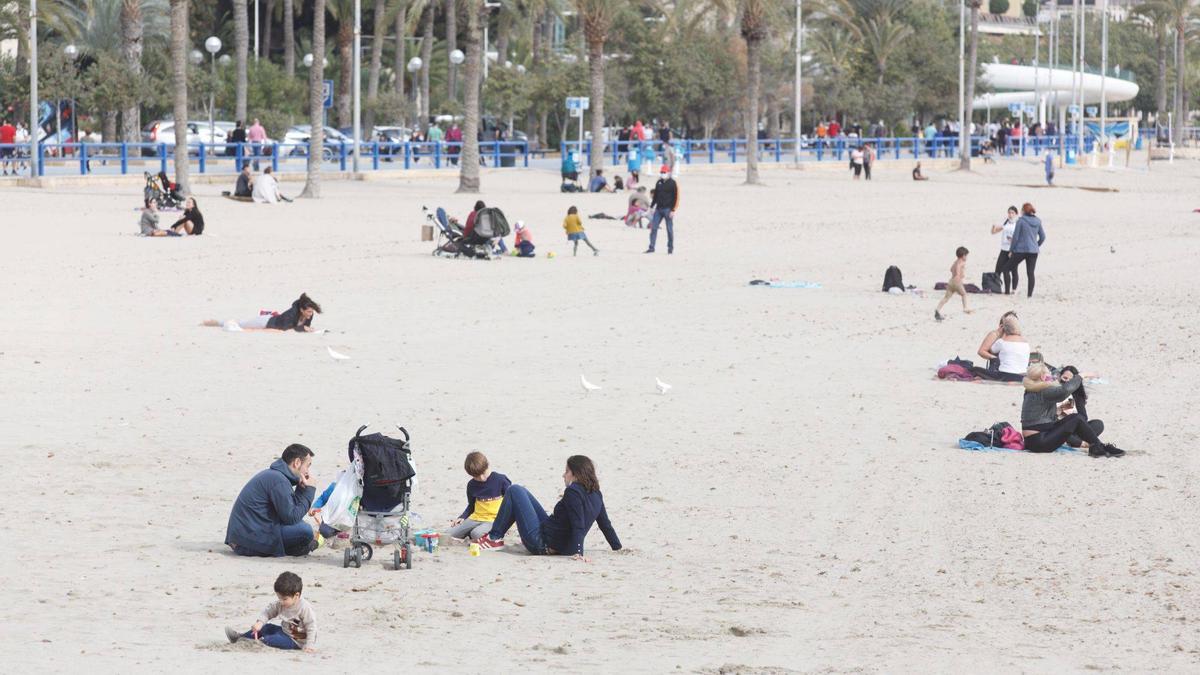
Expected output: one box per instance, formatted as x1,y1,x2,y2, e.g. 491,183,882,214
912,162,929,181
252,166,283,203
234,165,254,198
226,444,319,557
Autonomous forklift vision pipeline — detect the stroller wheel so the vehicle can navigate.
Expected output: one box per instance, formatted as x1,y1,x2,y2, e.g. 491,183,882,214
359,542,374,562
342,549,352,569
393,549,401,571
403,543,413,570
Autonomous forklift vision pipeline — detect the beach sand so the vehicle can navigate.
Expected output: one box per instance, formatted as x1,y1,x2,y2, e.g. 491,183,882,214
3,159,1199,672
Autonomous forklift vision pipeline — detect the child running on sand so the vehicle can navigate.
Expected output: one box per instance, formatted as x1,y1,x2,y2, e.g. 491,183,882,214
225,571,317,652
563,206,599,256
935,246,973,321
447,451,511,542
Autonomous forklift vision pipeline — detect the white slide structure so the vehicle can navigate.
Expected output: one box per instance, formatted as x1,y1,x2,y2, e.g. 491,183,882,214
971,63,1139,112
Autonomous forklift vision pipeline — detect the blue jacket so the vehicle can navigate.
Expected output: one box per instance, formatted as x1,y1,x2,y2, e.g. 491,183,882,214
542,482,621,556
225,459,316,556
1010,214,1046,254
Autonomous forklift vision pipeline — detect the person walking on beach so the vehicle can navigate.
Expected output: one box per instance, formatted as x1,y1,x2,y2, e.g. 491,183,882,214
645,166,678,255
863,143,875,180
935,246,973,321
1004,202,1045,298
563,206,599,256
1044,152,1055,186
0,118,16,175
850,146,864,179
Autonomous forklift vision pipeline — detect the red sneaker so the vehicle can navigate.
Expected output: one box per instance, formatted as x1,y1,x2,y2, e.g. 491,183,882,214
476,534,505,550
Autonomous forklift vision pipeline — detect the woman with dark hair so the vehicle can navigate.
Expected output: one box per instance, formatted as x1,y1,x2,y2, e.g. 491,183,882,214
476,455,622,561
202,293,323,332
991,206,1019,294
1004,202,1046,298
1021,363,1124,458
170,197,205,235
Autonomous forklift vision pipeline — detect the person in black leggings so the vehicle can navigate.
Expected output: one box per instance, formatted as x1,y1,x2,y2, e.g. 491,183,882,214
1005,202,1045,298
1021,363,1125,458
991,206,1019,294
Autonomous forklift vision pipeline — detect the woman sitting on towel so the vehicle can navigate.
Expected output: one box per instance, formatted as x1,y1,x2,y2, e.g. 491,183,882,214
1021,363,1124,458
474,455,621,561
169,197,205,235
203,293,322,332
974,312,1028,382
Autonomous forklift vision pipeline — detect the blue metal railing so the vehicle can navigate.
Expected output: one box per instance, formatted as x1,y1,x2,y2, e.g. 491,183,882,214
0,140,532,177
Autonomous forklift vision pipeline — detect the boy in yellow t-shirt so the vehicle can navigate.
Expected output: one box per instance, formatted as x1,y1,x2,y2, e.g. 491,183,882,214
447,452,512,542
562,206,599,256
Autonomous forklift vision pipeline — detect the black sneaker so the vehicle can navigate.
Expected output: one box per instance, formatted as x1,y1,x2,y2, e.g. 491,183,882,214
1088,445,1108,458
225,626,241,643
643,249,654,254
1105,444,1127,458
934,311,945,322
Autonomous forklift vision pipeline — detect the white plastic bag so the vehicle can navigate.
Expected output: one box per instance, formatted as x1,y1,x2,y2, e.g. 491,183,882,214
319,468,362,531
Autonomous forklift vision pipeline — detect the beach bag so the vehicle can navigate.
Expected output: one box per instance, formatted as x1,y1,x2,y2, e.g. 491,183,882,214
1000,426,1025,450
473,207,511,238
882,266,904,292
981,272,1002,294
937,364,973,381
319,468,362,530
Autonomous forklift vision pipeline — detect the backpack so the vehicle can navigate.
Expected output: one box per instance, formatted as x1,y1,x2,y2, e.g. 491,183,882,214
981,272,1002,293
473,207,511,238
349,426,415,501
882,265,904,292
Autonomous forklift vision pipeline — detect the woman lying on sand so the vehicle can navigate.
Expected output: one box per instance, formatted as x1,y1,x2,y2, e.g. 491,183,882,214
974,312,1029,382
1021,362,1125,458
475,455,622,561
202,293,322,332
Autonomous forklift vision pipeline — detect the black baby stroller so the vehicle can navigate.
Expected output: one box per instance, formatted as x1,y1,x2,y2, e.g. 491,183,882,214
343,425,417,571
427,206,465,257
144,170,183,209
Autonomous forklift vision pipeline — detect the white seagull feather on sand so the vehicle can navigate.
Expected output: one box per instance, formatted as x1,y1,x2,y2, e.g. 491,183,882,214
580,374,602,392
655,377,672,395
327,346,351,361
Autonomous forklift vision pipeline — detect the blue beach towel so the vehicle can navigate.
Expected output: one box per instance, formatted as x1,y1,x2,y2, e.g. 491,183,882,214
748,280,822,289
958,439,1080,454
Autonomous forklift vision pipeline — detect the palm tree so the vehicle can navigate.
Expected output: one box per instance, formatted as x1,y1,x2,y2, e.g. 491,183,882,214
446,0,459,100
1135,2,1176,124
169,0,190,193
328,0,355,128
284,0,296,76
119,0,144,142
1145,0,1199,143
421,4,434,120
960,0,981,169
366,0,388,131
234,0,249,121
576,0,619,175
393,0,410,97
458,0,485,192
740,0,769,184
263,0,276,60
302,0,328,198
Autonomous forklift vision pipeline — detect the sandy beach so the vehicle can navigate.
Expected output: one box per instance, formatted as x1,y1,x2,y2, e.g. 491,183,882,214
4,158,1200,672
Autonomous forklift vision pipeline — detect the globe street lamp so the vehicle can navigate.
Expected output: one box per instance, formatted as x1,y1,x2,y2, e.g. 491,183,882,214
303,53,314,68
205,37,222,151
407,57,423,126
62,44,79,144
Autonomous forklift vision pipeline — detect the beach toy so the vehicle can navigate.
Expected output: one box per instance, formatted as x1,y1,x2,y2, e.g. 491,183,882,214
547,251,556,258
414,529,440,553
468,542,481,557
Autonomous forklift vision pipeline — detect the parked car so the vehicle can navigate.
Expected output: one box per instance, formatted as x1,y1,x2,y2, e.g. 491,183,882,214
283,125,365,160
140,120,227,156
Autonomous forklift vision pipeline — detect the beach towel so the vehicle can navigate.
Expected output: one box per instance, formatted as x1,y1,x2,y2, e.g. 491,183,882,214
748,280,822,289
934,282,989,294
958,439,1079,454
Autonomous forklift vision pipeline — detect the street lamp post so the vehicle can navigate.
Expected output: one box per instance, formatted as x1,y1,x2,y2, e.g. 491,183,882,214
794,0,802,164
205,37,222,153
352,0,361,173
64,44,79,145
28,0,39,176
407,57,423,128
957,0,966,166
1100,0,1108,162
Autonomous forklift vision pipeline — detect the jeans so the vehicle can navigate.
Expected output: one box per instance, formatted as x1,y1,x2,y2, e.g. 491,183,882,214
250,143,262,170
1025,414,1102,452
648,207,674,252
487,484,548,553
281,521,315,556
242,623,299,650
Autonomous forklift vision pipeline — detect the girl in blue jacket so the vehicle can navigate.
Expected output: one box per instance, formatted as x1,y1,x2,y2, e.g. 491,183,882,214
476,455,621,561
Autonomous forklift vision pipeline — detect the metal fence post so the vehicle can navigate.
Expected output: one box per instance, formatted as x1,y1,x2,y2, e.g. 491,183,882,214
120,142,128,174
272,143,279,173
199,143,206,173
523,140,529,167
493,140,500,166
372,141,380,170
339,143,347,171
79,144,87,174
158,144,167,174
404,142,411,169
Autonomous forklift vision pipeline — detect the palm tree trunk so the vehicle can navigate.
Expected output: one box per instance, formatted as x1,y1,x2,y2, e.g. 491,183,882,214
265,0,277,61
458,0,483,192
120,0,144,143
235,0,250,122
284,0,296,76
170,0,190,194
1175,23,1186,143
961,1,980,169
421,6,434,121
745,36,761,184
303,0,328,198
103,110,118,144
365,0,386,131
337,21,353,128
446,0,459,101
394,1,408,97
495,10,509,67
586,36,606,174
1157,27,1168,118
